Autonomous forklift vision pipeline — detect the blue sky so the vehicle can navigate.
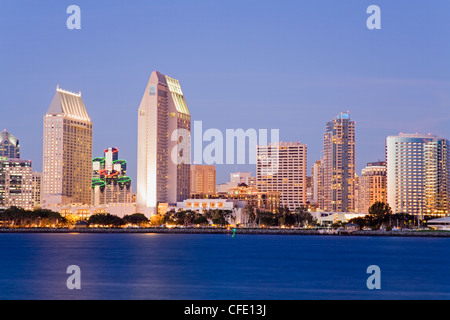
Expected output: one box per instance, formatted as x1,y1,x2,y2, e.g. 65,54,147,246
1,0,450,187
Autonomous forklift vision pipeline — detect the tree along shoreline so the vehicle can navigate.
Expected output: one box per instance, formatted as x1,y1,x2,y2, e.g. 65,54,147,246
0,202,444,235
0,227,449,237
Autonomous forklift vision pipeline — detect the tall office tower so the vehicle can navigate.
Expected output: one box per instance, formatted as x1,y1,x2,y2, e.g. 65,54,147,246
358,161,387,213
386,133,450,217
137,71,191,216
0,158,34,210
0,130,20,159
42,86,93,207
321,112,356,212
257,141,307,211
191,165,216,195
91,147,132,206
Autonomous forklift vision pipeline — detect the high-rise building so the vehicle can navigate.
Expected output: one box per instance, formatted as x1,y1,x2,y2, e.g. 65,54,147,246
424,139,450,216
311,160,321,205
91,147,132,206
358,161,387,213
42,86,93,207
137,71,191,216
257,141,307,211
191,165,216,195
32,171,42,209
386,133,450,217
0,130,20,159
320,112,356,212
0,158,34,210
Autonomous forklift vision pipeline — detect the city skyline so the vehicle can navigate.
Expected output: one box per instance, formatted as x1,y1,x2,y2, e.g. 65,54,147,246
3,82,450,190
1,1,450,188
2,1,450,304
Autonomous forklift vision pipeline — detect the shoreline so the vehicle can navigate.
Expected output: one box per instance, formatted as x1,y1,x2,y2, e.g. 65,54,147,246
0,227,450,237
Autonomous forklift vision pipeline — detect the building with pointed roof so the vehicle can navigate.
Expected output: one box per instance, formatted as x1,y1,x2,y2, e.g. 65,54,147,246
0,130,20,159
137,71,191,216
42,86,93,208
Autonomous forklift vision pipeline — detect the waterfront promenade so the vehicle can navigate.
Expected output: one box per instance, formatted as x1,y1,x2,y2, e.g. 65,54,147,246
1,227,449,237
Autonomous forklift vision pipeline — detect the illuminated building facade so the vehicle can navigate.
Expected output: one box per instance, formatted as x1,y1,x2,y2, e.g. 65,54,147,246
216,172,257,193
311,160,321,205
257,141,307,211
320,112,356,212
358,161,387,213
42,86,93,207
0,130,20,159
386,133,450,216
191,165,216,195
91,147,132,206
137,71,191,216
424,139,450,216
227,183,280,213
0,158,34,210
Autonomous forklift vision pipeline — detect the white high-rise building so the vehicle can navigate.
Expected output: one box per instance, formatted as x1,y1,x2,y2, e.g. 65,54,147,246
42,86,93,207
386,133,450,217
137,71,191,216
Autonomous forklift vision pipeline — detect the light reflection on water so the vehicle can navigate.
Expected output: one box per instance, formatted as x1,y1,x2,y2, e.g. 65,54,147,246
0,233,449,300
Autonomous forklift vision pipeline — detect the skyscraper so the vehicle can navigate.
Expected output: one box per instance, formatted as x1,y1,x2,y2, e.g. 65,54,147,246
257,141,307,211
358,161,387,213
92,147,132,206
386,133,450,217
0,130,20,159
424,139,450,216
137,71,191,216
42,86,93,207
320,112,356,212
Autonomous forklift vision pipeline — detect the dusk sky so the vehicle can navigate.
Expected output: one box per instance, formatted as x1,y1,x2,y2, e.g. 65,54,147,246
1,0,450,187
